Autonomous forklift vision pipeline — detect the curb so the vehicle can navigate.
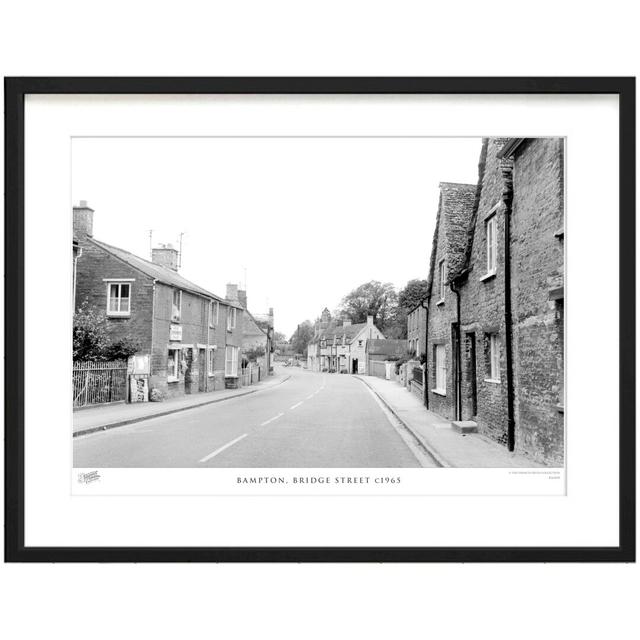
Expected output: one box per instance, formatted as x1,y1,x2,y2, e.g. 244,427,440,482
73,375,292,438
354,376,451,468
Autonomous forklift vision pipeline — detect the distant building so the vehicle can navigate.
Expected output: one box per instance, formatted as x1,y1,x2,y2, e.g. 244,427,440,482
307,309,385,373
406,303,427,358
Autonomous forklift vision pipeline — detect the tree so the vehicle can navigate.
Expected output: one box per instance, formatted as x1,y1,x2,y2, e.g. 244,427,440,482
73,300,110,361
338,280,398,331
273,331,287,343
73,300,140,361
290,320,314,355
244,345,266,362
398,279,430,311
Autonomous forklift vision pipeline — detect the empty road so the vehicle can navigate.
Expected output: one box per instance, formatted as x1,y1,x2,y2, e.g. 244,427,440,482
73,366,434,468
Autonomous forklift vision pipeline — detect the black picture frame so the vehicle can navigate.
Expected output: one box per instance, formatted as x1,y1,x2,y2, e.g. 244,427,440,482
4,77,635,563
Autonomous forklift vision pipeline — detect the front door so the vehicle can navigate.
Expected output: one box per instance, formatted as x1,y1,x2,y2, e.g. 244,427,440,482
352,358,358,374
184,348,193,394
198,348,206,392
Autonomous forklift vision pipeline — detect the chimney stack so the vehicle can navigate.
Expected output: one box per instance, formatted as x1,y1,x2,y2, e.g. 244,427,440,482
226,283,239,302
237,289,247,309
151,243,179,271
73,200,94,238
367,315,374,326
343,319,352,327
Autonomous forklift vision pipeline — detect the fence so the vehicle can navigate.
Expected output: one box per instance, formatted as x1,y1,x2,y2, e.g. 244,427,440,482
73,360,128,408
241,364,262,387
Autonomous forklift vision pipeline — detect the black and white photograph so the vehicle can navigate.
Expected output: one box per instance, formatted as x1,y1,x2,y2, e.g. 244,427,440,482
71,136,564,471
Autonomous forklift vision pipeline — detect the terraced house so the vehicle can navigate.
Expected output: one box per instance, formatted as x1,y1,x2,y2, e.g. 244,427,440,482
73,202,244,401
423,138,564,465
307,308,385,374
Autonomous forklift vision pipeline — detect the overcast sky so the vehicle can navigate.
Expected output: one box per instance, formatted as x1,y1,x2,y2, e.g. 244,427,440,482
72,137,482,337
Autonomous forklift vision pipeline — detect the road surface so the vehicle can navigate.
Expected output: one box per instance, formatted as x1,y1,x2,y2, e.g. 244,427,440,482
73,366,434,468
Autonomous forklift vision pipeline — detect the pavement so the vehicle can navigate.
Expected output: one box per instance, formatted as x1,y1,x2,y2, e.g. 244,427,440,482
73,365,435,468
73,372,292,436
355,375,542,467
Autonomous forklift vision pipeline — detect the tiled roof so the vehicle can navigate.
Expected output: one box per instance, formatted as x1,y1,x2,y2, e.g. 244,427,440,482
89,238,238,305
310,322,371,344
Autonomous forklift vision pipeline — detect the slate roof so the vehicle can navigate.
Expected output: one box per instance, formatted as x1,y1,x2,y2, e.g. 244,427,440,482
89,238,239,306
310,322,374,344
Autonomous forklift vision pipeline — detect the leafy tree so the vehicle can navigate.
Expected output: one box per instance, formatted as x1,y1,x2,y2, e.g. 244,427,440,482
73,300,140,361
338,280,398,330
290,320,314,355
73,300,110,361
398,279,429,311
244,345,266,362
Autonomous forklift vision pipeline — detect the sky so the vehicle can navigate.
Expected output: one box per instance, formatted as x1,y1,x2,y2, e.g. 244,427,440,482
72,137,482,337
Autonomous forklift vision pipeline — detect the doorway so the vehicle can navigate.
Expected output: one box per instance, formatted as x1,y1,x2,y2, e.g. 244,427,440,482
198,348,206,392
465,333,477,418
184,348,193,394
352,358,358,374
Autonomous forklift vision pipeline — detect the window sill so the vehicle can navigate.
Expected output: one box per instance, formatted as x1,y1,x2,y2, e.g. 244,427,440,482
479,271,496,283
208,373,216,378
107,313,131,318
484,378,501,384
225,374,239,379
167,377,179,384
431,389,446,396
171,318,181,324
435,299,445,307
556,404,565,414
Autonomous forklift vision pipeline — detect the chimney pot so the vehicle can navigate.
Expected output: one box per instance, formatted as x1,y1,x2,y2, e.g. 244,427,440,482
152,244,179,271
226,283,239,302
73,201,95,238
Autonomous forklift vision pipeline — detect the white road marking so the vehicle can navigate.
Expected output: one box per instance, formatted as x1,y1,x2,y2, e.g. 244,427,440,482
260,412,284,426
290,401,303,410
199,433,248,463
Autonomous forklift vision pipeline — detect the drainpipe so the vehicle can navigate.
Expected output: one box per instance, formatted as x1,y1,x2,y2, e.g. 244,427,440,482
420,297,430,409
501,160,516,452
449,281,462,421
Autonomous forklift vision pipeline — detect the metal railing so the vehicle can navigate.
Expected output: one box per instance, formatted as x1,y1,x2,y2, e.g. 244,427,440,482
73,360,128,408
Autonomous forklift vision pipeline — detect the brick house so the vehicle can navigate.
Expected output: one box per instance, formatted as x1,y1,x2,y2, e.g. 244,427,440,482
307,308,385,373
423,138,564,465
73,203,243,400
234,287,274,376
406,303,427,358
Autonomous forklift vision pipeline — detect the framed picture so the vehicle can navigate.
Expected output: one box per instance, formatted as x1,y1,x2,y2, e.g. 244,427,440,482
4,77,635,562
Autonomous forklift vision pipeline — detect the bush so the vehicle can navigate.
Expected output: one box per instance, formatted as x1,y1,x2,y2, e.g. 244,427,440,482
149,388,164,402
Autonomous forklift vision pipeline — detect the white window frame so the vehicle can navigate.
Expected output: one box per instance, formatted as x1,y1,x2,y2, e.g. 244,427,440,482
172,289,182,322
227,306,237,331
487,333,501,382
106,281,131,317
438,259,446,302
486,212,498,275
434,344,446,395
225,345,238,377
208,348,215,376
168,347,181,382
209,300,219,327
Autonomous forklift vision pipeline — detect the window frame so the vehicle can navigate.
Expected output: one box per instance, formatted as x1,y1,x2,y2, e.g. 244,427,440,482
209,300,219,327
486,333,501,383
485,211,498,276
226,306,237,331
167,347,181,382
172,289,182,323
225,345,238,377
433,343,446,395
106,281,132,317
